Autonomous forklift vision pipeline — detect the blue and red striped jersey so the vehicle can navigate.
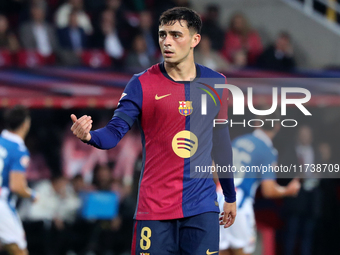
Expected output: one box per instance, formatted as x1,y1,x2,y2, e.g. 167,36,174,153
92,62,235,220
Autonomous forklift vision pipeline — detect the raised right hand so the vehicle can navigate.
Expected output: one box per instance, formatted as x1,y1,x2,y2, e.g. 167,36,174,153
70,114,93,141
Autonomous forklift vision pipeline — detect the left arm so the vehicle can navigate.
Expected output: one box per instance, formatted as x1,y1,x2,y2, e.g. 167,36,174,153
10,152,37,202
212,125,236,228
10,171,35,199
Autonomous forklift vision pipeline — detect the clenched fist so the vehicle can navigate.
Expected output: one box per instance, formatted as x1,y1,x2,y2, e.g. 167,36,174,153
70,114,92,141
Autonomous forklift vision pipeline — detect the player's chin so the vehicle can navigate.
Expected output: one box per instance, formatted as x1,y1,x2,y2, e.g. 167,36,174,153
163,53,177,59
164,58,181,65
163,57,175,62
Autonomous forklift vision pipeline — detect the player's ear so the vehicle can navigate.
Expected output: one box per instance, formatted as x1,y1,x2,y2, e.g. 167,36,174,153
191,33,201,48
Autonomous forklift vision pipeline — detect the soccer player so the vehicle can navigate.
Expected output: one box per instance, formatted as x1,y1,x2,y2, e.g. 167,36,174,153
71,7,236,255
0,105,37,255
217,116,301,255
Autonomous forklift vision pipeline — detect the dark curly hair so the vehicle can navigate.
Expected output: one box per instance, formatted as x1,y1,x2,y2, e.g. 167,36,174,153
4,105,30,131
159,7,202,34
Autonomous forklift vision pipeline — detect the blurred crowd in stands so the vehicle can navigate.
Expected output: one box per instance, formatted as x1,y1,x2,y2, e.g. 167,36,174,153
0,0,296,72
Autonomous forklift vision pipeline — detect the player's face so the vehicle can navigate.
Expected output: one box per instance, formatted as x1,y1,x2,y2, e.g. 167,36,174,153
159,20,200,64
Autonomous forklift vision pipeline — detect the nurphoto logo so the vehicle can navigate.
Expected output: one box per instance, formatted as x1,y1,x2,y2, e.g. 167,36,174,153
200,84,312,128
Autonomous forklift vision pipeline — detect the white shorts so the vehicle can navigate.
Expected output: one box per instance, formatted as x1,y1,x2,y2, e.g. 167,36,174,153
0,199,27,250
217,191,256,254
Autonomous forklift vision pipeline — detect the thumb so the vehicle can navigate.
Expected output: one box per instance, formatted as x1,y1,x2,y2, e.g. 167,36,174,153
70,114,77,123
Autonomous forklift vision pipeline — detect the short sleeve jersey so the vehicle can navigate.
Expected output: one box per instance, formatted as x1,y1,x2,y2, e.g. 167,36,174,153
0,130,30,208
232,129,277,208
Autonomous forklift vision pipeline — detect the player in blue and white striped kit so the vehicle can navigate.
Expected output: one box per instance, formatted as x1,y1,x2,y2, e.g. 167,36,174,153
218,116,301,255
0,106,37,255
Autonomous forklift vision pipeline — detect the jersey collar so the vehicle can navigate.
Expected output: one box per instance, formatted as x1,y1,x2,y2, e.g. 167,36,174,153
1,130,25,145
253,129,273,148
159,62,201,84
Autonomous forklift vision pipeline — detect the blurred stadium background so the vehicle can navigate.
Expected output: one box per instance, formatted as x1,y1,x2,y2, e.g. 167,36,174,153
0,0,340,254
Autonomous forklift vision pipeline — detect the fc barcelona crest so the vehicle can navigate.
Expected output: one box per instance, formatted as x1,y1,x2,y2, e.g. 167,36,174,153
178,101,193,116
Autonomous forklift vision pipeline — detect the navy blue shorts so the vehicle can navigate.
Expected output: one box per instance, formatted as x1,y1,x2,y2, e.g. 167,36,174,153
131,212,219,255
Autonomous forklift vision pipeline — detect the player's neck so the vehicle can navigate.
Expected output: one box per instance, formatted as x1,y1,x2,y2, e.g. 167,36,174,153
164,59,196,82
263,130,275,140
8,129,25,140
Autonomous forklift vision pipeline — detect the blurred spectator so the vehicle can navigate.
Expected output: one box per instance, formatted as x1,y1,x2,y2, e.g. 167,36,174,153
19,4,59,58
92,164,124,195
24,175,81,223
20,175,82,255
315,142,339,254
126,33,157,72
58,10,87,52
97,0,135,49
108,127,142,198
30,0,48,10
55,0,93,35
318,142,332,164
0,14,20,52
201,4,224,51
91,10,125,68
58,9,88,65
101,0,127,29
280,125,322,255
92,164,114,191
86,161,139,254
139,10,158,58
294,125,321,190
194,36,230,71
71,173,89,194
19,0,49,24
105,0,124,12
87,163,135,255
232,49,248,69
25,135,51,182
62,128,108,183
257,31,296,72
221,12,263,66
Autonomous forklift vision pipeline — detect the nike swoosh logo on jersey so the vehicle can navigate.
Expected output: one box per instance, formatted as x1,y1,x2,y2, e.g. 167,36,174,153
206,250,218,255
155,94,171,100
